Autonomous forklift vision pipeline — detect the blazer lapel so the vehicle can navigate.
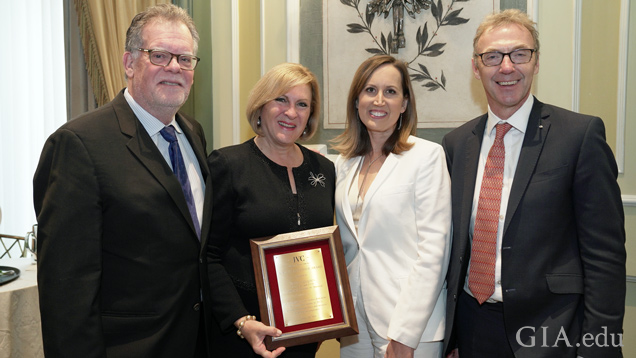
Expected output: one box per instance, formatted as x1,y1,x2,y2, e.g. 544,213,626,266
360,152,399,216
504,98,550,236
339,157,363,243
113,93,200,240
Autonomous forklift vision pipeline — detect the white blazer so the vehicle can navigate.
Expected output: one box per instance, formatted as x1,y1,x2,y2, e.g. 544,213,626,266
335,136,452,349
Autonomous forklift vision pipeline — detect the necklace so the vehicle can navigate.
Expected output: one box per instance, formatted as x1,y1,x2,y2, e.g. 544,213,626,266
356,153,384,204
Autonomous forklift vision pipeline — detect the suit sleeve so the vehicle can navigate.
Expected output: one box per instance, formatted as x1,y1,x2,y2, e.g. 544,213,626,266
574,117,626,358
206,150,250,332
387,144,453,347
33,129,106,357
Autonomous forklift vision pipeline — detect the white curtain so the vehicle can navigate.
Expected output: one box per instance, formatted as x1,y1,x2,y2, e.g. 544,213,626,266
0,0,67,245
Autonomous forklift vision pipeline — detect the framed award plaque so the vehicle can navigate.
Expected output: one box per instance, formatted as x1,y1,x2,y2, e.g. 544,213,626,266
250,225,358,350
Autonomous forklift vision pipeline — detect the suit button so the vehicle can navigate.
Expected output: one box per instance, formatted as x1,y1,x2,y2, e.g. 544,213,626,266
459,256,463,263
193,302,201,311
453,294,457,302
199,258,203,264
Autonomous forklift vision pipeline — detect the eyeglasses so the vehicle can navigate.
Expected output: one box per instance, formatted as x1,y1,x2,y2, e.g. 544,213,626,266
137,48,200,70
475,48,536,67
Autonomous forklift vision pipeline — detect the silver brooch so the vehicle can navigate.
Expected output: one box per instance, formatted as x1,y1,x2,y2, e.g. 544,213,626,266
308,172,326,187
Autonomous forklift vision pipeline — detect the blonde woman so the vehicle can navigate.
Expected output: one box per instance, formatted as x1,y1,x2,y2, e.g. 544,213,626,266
207,63,334,358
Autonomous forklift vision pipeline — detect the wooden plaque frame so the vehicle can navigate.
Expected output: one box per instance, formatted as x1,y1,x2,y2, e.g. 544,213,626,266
250,225,358,350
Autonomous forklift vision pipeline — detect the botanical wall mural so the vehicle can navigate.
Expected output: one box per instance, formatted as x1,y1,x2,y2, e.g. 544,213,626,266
323,0,500,128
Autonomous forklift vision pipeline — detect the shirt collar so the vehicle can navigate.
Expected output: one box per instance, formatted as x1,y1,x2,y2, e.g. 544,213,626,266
124,88,181,136
485,95,534,136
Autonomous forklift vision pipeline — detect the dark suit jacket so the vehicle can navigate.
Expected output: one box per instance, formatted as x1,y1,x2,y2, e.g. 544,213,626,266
33,90,214,357
442,98,625,358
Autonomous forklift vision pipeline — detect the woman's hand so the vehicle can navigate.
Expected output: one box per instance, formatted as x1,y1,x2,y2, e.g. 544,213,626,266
236,317,286,358
385,339,414,358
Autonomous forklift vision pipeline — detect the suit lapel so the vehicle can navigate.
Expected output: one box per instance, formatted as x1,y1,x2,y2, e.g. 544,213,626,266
460,115,487,244
504,99,550,237
177,115,209,180
113,93,200,241
176,114,213,247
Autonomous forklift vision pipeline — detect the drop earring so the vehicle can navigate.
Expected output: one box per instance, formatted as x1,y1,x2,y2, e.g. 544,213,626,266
397,114,402,130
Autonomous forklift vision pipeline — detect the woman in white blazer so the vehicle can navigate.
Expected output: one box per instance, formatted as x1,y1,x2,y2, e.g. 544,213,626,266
332,55,452,358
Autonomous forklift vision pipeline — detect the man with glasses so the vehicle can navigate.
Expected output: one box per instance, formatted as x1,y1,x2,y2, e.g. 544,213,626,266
442,9,625,358
34,4,213,357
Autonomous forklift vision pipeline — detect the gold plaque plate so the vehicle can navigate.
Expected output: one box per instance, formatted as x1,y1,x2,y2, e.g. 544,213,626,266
274,248,334,327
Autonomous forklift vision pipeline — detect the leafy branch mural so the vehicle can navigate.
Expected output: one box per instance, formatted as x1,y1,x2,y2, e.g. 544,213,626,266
341,0,469,91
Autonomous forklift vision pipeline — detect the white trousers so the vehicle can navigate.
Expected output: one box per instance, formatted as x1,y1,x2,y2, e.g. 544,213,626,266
340,296,442,358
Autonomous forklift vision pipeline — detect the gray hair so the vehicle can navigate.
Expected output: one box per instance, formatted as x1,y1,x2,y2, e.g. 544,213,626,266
125,4,199,55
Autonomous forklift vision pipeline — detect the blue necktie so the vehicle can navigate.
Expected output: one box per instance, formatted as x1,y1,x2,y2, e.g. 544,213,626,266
159,125,201,238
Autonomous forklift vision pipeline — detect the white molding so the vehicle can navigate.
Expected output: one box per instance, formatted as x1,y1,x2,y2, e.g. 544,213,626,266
572,0,581,112
286,0,300,63
627,276,636,283
623,195,636,207
232,0,240,144
616,0,629,174
529,0,538,21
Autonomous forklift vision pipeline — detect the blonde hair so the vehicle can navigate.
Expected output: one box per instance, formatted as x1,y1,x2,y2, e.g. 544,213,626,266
246,63,321,140
331,55,416,158
473,9,539,54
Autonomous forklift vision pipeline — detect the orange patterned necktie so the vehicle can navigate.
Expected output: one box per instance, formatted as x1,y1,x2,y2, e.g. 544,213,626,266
469,122,513,304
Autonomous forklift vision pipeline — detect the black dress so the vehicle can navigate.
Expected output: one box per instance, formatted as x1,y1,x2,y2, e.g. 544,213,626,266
207,138,335,357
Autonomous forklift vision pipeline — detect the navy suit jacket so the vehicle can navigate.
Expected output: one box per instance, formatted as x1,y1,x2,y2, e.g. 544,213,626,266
441,98,625,358
34,91,214,357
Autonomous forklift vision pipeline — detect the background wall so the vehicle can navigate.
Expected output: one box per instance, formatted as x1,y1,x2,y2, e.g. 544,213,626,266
180,1,212,149
577,1,635,356
620,0,636,356
205,0,635,356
